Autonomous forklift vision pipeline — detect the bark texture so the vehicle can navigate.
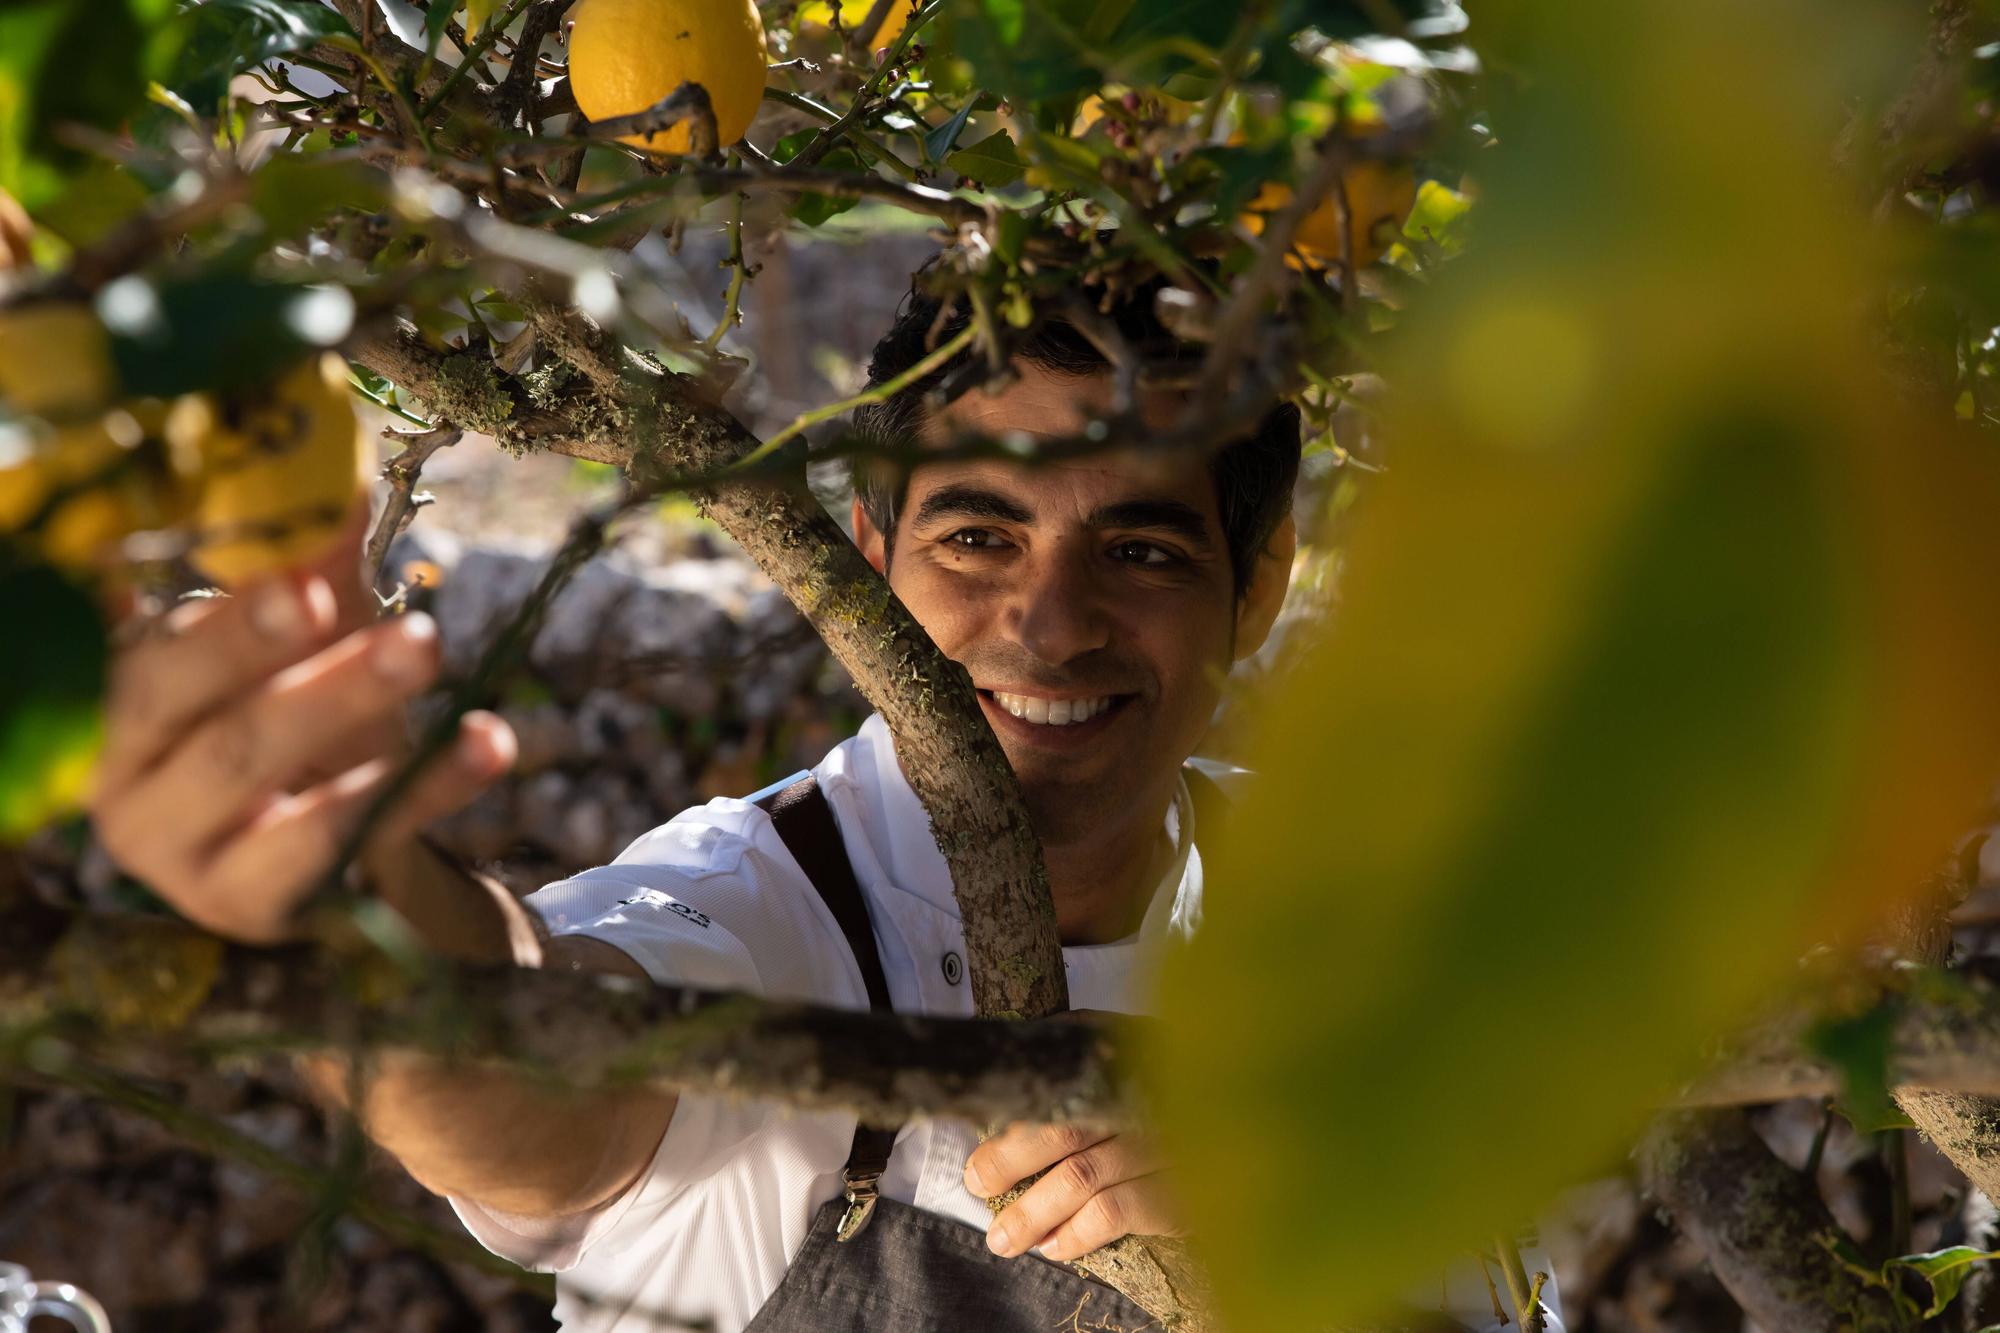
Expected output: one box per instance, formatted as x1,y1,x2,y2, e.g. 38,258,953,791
1640,1108,1903,1333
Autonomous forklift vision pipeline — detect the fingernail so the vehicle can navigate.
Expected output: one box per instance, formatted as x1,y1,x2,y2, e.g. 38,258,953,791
372,612,436,686
963,1164,987,1197
250,584,303,641
986,1217,1018,1257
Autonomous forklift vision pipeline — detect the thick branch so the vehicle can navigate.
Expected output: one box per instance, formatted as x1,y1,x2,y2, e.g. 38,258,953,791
1641,1108,1902,1332
0,902,1119,1126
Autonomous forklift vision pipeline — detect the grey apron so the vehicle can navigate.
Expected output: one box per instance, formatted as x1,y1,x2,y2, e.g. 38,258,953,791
744,775,1160,1333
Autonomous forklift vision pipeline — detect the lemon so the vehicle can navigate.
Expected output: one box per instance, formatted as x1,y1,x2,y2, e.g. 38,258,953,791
826,0,917,50
1243,158,1418,270
171,353,370,588
0,303,116,419
569,0,768,155
1,405,190,574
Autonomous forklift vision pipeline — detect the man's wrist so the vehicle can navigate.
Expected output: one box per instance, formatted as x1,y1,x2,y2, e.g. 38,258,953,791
361,834,546,966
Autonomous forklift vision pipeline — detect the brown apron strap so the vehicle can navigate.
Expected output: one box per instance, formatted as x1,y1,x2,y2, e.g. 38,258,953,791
756,773,899,1241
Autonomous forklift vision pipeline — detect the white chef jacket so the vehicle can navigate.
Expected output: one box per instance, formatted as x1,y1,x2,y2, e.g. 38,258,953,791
451,713,1563,1333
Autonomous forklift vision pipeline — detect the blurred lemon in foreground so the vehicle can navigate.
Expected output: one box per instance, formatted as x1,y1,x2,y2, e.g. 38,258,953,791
1,405,190,574
569,0,768,154
168,352,368,587
1243,158,1419,270
0,301,116,419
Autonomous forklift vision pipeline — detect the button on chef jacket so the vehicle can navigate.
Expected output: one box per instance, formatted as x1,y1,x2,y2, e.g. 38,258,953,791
450,713,1565,1333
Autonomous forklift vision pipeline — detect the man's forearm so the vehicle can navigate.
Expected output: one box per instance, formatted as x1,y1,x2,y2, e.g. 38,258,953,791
312,837,677,1216
302,1048,677,1216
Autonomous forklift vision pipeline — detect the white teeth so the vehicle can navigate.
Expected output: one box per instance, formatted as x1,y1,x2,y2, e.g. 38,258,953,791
990,692,1113,725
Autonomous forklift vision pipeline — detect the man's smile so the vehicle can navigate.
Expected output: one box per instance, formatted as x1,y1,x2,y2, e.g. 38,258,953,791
975,688,1138,748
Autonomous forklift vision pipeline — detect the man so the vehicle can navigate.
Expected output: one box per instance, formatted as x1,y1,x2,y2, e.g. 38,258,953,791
89,277,1559,1331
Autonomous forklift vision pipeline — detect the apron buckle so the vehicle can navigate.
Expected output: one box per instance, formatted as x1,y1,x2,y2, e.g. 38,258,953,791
836,1169,881,1243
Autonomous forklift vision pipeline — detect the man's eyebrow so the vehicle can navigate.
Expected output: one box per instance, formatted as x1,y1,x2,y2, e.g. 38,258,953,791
908,484,1035,527
1086,499,1215,545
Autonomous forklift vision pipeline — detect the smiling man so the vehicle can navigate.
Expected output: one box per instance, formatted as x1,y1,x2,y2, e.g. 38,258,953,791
87,273,1556,1332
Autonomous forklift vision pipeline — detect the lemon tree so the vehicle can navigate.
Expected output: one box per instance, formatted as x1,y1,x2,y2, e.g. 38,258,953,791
0,0,1997,1329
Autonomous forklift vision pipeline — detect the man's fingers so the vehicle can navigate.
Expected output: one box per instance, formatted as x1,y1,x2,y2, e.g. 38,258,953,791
979,1133,1162,1258
964,1121,1115,1199
201,716,514,944
95,573,340,797
103,613,441,860
1034,1178,1185,1263
372,711,517,846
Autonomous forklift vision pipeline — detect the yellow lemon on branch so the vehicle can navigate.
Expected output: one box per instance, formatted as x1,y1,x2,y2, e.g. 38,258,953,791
1243,158,1419,271
568,0,769,154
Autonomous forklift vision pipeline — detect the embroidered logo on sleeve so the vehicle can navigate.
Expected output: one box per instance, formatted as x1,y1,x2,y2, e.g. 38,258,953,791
614,890,714,929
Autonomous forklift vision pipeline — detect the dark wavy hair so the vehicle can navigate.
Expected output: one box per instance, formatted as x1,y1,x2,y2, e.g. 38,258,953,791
847,274,1301,599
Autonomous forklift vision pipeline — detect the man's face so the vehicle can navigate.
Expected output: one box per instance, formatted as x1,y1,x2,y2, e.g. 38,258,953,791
853,361,1291,851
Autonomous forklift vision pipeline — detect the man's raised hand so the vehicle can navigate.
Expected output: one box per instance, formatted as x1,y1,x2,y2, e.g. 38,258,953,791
88,512,516,943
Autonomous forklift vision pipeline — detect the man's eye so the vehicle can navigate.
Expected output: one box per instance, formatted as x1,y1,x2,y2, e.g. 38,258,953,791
946,528,1002,549
1110,540,1176,565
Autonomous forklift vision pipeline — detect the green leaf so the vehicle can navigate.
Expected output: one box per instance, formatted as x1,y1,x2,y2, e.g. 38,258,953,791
424,0,458,55
1809,1004,1909,1134
0,561,106,844
167,0,355,112
1400,178,1473,254
922,93,982,167
948,129,1025,187
1887,1247,2000,1318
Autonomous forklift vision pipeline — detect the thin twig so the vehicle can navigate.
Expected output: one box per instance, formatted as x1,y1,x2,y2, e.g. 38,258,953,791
730,324,977,472
365,426,463,590
583,82,719,156
703,185,752,350
418,0,542,119
494,0,574,129
785,0,941,171
22,1053,549,1291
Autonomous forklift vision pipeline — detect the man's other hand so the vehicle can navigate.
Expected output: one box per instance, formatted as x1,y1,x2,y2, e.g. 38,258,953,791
964,1121,1185,1262
88,510,516,943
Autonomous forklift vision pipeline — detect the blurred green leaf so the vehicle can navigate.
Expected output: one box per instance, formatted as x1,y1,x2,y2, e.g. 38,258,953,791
464,0,501,36
31,159,153,247
249,153,389,240
105,274,339,395
424,0,458,56
0,0,180,209
947,129,1025,187
1144,0,2000,1326
0,560,105,844
1809,1004,1916,1133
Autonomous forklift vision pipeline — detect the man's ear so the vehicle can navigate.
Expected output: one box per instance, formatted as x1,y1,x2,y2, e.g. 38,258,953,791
1232,513,1296,663
852,495,889,575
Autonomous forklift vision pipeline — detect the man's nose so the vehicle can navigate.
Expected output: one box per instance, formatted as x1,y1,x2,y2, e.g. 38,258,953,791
1006,548,1111,666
